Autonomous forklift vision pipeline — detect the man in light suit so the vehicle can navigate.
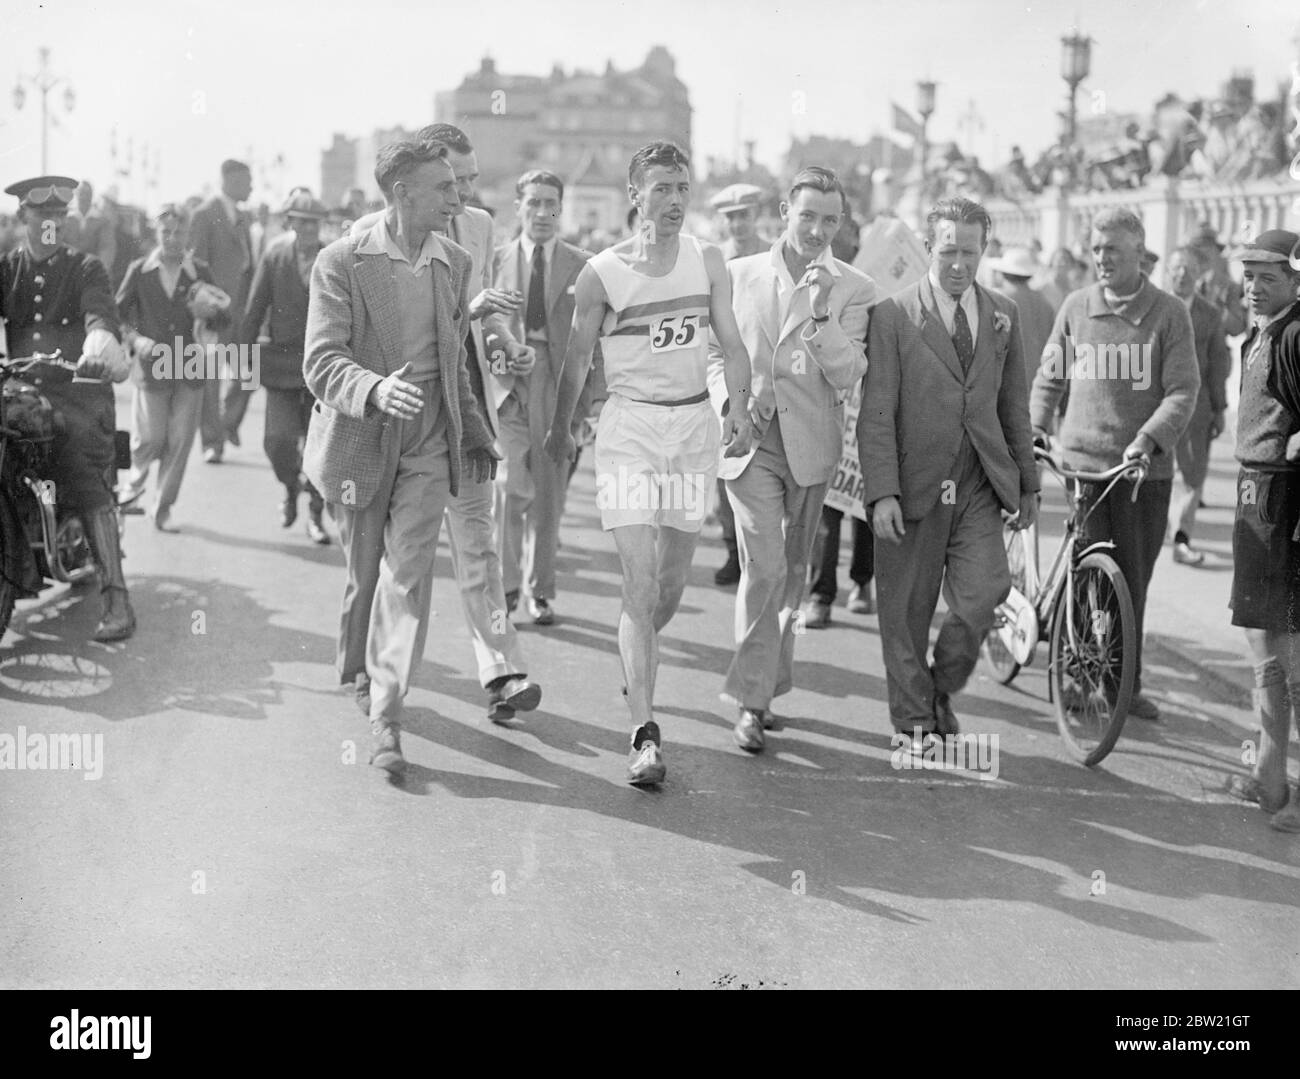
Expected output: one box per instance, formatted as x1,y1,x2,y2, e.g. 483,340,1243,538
859,197,1039,744
190,159,254,463
488,169,600,626
303,136,499,774
708,167,875,751
348,124,543,723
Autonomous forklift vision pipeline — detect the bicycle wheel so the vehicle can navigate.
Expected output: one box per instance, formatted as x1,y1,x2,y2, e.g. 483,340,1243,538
981,524,1030,684
1049,551,1136,766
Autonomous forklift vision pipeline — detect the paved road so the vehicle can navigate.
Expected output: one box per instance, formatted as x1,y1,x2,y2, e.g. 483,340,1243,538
1,389,1297,988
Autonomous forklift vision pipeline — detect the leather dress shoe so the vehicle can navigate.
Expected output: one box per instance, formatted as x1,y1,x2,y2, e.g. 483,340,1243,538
355,675,371,717
305,512,330,545
801,598,832,629
281,492,299,529
847,583,875,614
1126,692,1161,721
368,722,405,774
93,588,136,642
529,597,555,625
487,677,542,723
714,552,741,587
933,690,960,736
203,448,222,464
734,708,766,752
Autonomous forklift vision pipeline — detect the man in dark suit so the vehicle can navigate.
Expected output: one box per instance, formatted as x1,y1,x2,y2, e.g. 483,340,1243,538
242,191,329,543
1164,244,1231,565
489,169,599,626
859,197,1039,743
190,159,254,463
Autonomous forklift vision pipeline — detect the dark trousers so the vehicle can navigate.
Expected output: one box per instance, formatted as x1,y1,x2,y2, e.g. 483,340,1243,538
808,505,874,604
222,379,254,440
199,376,254,451
1077,476,1172,695
45,381,117,513
717,478,737,556
264,386,320,507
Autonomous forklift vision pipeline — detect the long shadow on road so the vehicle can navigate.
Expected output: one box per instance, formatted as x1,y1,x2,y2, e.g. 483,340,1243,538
387,686,1299,942
0,575,331,722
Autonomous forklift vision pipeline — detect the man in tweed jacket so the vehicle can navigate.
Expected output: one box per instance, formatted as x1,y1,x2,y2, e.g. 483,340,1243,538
303,136,498,773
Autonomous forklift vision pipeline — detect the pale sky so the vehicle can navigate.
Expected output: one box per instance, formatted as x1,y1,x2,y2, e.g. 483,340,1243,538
2,0,1297,209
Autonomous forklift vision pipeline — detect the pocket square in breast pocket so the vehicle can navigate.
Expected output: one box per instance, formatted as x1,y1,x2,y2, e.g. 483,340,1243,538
566,285,576,296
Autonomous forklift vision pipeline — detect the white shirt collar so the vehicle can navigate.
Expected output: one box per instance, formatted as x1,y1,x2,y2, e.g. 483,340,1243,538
520,234,558,266
928,268,980,336
770,236,840,290
355,216,448,271
142,247,197,278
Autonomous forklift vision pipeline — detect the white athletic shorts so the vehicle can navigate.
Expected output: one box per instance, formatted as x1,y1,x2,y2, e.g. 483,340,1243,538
594,394,720,532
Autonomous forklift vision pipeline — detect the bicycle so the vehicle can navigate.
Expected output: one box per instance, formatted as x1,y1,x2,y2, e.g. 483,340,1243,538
981,444,1150,766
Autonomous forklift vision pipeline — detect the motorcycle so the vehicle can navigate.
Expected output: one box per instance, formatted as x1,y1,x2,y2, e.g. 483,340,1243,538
0,351,134,641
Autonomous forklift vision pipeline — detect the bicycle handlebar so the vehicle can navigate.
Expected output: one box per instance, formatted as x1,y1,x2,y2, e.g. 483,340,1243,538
1033,444,1150,485
1034,444,1150,509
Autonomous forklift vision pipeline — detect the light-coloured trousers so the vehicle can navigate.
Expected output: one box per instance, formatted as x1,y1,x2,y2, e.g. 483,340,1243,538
126,382,204,515
332,390,450,723
496,390,566,601
332,424,527,693
723,419,828,710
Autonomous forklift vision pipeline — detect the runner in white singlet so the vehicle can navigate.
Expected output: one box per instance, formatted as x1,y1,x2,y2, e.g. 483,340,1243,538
545,141,756,787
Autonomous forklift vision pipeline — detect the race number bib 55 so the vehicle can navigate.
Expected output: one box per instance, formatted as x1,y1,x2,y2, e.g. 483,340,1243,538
649,313,701,354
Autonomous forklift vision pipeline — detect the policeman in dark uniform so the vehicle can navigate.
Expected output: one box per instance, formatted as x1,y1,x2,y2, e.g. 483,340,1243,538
0,175,135,640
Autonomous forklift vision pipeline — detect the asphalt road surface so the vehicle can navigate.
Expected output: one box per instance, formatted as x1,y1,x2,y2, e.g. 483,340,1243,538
2,391,1297,989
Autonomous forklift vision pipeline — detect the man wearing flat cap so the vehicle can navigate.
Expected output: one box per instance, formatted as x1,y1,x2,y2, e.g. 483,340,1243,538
711,183,767,263
242,190,330,543
0,174,134,640
1223,228,1300,833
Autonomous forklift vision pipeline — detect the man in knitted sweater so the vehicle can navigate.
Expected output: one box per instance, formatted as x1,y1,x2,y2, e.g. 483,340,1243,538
1029,207,1199,720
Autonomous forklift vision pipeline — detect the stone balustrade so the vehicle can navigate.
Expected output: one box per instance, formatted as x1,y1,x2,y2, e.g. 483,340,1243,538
985,175,1300,258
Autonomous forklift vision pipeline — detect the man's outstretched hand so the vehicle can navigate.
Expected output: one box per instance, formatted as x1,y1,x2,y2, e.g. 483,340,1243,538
369,362,424,419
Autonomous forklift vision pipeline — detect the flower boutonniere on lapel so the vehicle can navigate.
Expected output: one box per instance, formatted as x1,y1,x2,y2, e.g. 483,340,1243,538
993,310,1012,336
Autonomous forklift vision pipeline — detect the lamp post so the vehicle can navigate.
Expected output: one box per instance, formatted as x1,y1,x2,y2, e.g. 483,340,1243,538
916,79,937,220
1060,31,1092,187
12,47,76,174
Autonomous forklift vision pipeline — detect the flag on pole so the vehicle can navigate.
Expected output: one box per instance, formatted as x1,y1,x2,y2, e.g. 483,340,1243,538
892,103,924,140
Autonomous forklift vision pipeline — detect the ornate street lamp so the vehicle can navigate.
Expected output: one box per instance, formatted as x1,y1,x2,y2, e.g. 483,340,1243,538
916,79,937,208
1060,31,1092,186
12,47,76,174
